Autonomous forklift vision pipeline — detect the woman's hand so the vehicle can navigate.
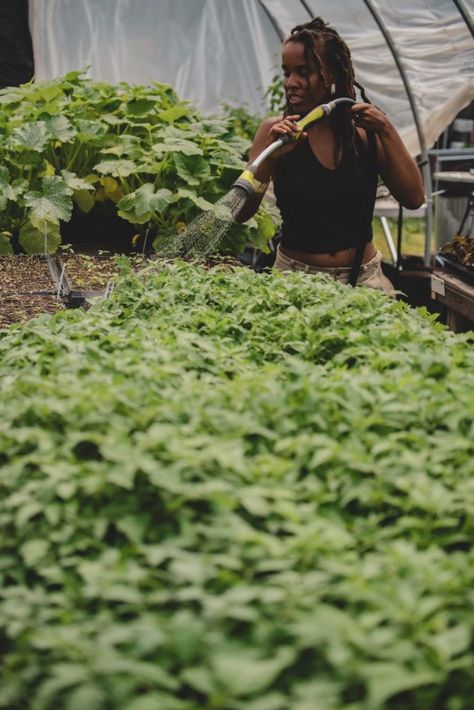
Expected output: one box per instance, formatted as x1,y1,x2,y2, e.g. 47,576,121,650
248,115,307,171
351,102,393,138
267,114,308,157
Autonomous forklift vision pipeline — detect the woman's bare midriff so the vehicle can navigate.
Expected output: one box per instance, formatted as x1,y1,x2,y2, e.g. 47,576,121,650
280,241,376,267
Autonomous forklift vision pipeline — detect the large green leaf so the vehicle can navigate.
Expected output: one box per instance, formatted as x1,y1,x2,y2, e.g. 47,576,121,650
175,187,215,211
9,121,49,152
44,115,76,142
117,184,173,224
126,98,157,116
158,105,193,123
94,159,137,178
152,136,203,158
76,120,107,141
0,233,13,255
36,83,64,104
100,136,142,159
0,167,28,210
174,154,211,186
18,219,61,254
24,175,73,229
61,170,95,192
73,190,95,214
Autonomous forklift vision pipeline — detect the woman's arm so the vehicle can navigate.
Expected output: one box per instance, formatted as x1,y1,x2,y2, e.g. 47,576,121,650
352,103,425,210
236,114,305,223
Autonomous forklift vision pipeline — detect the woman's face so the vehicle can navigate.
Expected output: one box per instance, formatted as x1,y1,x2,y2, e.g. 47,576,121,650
282,40,329,115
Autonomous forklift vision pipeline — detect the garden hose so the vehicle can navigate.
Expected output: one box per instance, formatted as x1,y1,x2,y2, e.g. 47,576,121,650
233,97,356,196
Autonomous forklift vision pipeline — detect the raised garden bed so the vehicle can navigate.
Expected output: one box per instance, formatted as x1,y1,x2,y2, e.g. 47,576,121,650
1,262,473,708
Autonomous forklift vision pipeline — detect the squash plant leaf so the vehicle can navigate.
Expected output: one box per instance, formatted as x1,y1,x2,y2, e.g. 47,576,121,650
73,189,95,214
98,177,125,204
44,115,76,143
125,98,157,116
9,121,49,152
152,127,203,157
174,154,211,186
175,187,215,212
18,219,61,253
24,175,73,229
0,233,13,255
100,135,142,160
117,184,173,224
76,119,107,141
94,159,137,178
61,170,95,193
36,82,64,103
0,167,27,210
158,105,193,123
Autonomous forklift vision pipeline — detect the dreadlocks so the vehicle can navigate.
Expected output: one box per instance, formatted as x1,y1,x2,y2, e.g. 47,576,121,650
285,17,371,162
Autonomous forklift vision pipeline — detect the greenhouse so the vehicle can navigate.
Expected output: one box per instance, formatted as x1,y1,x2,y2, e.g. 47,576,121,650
0,2,473,708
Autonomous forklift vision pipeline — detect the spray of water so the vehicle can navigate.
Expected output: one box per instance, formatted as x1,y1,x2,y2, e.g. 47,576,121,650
158,186,249,259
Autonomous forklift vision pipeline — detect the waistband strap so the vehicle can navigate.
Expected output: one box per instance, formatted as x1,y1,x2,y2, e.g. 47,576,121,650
276,244,380,276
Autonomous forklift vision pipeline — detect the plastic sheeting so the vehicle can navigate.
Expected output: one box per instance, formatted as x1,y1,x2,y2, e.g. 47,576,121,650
30,0,278,120
30,0,473,156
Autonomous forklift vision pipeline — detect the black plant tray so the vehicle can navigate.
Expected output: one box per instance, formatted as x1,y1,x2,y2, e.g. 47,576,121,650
435,253,474,285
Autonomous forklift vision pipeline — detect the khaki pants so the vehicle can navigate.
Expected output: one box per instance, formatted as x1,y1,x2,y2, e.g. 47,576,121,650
273,245,395,295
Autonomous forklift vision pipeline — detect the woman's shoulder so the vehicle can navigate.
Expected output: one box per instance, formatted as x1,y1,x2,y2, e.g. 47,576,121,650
251,115,281,143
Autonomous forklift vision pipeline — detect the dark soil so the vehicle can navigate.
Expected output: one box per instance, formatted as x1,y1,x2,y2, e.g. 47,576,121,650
0,256,60,328
0,255,55,293
0,295,64,329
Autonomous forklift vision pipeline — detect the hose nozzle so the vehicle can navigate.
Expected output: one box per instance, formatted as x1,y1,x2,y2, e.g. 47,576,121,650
233,168,260,196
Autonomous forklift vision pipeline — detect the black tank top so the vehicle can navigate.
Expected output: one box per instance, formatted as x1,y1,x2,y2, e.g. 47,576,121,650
273,131,378,253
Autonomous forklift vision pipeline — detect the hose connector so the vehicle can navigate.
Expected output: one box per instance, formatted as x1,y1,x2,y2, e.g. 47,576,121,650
324,97,356,114
233,168,269,196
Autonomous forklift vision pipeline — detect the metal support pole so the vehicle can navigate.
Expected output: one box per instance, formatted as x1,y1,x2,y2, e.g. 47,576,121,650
257,1,285,41
380,217,398,265
452,0,474,38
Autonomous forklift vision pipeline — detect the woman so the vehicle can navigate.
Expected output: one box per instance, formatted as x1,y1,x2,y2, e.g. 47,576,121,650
238,17,425,293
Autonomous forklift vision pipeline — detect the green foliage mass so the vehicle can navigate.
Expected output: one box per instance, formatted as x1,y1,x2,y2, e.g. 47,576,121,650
0,73,278,255
0,263,473,708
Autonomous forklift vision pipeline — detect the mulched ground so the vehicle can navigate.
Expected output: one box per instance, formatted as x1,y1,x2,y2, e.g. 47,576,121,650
0,256,63,329
59,253,149,291
0,255,55,294
0,295,65,329
0,253,243,329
